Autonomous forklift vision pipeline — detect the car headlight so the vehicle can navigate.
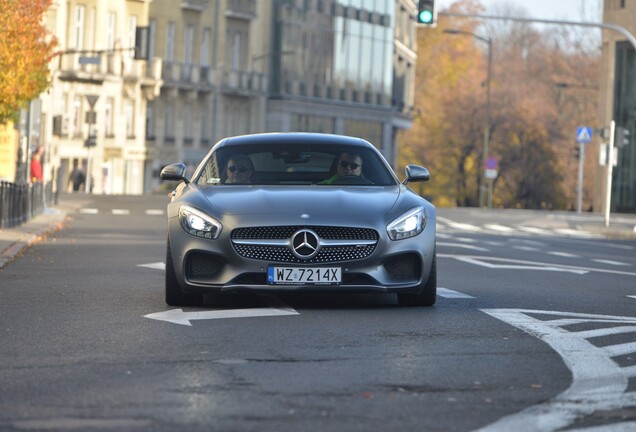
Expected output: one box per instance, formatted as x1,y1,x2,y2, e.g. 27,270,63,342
178,205,222,239
387,206,426,240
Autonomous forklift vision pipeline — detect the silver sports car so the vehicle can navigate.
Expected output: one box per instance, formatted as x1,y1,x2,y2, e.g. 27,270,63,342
160,133,436,307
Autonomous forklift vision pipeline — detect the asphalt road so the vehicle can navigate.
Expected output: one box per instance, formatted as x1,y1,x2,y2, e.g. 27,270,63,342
0,194,635,432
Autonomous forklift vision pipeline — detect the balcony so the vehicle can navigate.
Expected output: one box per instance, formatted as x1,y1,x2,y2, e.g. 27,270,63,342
220,66,267,96
226,0,256,20
181,0,208,12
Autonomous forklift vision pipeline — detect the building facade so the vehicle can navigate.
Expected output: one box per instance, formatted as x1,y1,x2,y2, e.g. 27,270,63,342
597,1,636,213
40,0,161,195
37,0,416,194
148,0,417,191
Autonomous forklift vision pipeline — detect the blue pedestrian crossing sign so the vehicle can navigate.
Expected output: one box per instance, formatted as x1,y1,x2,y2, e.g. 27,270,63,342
576,126,593,144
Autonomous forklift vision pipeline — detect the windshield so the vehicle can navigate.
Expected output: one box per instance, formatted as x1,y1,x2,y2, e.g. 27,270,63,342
194,143,397,186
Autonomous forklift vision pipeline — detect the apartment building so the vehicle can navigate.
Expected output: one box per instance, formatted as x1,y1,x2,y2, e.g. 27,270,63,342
597,0,636,213
40,0,161,195
148,0,418,189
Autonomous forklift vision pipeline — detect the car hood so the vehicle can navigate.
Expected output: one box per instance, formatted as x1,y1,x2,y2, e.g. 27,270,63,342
200,186,403,225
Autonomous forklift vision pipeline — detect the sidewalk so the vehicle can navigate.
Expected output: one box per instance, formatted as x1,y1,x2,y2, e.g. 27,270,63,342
1,201,635,271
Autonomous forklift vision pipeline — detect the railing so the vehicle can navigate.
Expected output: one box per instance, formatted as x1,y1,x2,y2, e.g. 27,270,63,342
0,181,53,229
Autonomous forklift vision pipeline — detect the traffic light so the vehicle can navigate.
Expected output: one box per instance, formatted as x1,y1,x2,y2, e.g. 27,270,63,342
417,0,437,27
615,126,630,147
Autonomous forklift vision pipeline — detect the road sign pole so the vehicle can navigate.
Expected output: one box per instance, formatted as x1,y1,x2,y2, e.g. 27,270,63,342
576,142,585,214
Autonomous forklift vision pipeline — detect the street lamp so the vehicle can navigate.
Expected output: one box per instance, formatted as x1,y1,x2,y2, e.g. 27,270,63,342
444,29,493,208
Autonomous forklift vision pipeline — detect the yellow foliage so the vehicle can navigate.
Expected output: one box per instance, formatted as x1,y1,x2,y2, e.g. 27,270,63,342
0,0,57,122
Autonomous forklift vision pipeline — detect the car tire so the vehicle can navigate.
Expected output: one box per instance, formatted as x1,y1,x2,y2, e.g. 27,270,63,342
165,237,203,307
397,251,437,307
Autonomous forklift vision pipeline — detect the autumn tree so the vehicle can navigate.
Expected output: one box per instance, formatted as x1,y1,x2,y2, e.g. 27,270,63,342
0,0,57,123
400,0,600,209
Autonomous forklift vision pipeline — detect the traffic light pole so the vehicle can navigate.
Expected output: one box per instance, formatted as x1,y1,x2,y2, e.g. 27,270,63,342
604,121,616,227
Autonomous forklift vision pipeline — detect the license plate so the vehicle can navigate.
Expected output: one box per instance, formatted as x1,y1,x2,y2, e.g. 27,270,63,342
267,266,341,285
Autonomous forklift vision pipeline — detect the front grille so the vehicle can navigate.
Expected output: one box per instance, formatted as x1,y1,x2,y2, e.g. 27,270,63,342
231,226,378,263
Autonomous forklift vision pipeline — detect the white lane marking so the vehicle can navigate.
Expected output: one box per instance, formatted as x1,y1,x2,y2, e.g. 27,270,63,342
554,228,598,238
602,342,636,357
144,307,299,326
518,226,551,235
566,423,636,431
112,209,130,215
477,309,636,432
629,296,636,300
145,209,165,215
440,254,636,277
456,237,478,243
573,325,636,339
138,262,165,270
548,251,580,258
437,288,475,299
484,224,514,233
592,259,631,267
79,208,99,214
514,246,540,252
442,255,588,274
438,242,489,252
437,216,482,232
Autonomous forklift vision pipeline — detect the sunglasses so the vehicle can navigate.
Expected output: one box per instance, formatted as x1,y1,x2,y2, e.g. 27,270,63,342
227,165,248,173
339,160,361,170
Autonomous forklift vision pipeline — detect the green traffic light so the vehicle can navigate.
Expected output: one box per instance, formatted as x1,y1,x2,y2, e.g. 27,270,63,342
419,10,433,23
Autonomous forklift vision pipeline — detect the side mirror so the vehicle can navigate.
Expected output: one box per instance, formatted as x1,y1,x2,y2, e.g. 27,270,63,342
403,164,430,184
160,163,189,183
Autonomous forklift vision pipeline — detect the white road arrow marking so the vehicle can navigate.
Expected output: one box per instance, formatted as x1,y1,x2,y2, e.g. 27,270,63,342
144,307,299,326
478,309,636,432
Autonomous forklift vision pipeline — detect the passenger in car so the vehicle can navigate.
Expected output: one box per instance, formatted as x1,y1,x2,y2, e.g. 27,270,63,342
319,151,363,185
223,154,254,184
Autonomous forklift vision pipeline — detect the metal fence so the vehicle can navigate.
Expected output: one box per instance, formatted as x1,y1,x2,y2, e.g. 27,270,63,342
0,181,53,229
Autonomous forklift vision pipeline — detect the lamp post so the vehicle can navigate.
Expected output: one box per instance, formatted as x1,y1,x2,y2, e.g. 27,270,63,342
444,29,492,208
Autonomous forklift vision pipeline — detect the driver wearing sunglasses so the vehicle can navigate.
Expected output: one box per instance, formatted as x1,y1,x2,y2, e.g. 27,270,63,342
320,152,363,185
224,154,254,184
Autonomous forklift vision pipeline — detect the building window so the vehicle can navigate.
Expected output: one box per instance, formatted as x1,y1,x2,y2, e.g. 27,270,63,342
166,22,176,62
201,28,210,66
148,20,156,59
164,105,174,139
127,15,137,58
106,12,116,50
230,31,242,70
146,103,155,139
72,96,82,138
184,25,194,64
125,99,135,138
74,5,85,50
104,98,114,137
